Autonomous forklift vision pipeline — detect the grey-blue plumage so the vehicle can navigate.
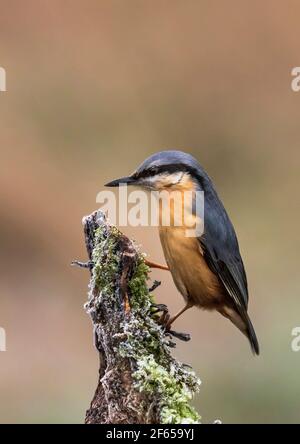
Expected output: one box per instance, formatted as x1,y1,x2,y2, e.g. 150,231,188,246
197,167,259,355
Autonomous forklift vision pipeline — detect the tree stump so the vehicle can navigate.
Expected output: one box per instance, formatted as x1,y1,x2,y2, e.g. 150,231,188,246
76,210,201,424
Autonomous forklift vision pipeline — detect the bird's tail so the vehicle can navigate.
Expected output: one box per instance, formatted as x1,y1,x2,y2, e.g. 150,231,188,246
219,305,260,355
244,312,260,355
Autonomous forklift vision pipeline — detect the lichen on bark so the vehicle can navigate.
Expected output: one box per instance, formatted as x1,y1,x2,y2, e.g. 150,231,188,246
83,210,201,424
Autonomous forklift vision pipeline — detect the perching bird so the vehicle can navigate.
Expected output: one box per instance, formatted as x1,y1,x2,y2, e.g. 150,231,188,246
105,150,259,355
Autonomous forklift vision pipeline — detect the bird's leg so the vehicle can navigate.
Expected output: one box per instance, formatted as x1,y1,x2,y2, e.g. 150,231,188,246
155,302,192,342
144,259,169,271
165,301,194,330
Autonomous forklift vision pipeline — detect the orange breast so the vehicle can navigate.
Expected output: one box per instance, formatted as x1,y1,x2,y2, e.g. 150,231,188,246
159,224,224,309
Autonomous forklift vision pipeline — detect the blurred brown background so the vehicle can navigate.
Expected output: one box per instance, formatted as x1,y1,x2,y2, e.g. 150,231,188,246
0,0,300,423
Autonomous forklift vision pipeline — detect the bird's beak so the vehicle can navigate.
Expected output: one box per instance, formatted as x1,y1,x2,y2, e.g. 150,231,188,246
105,175,137,187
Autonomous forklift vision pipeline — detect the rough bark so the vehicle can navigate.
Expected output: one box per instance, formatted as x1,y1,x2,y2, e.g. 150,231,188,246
76,210,201,424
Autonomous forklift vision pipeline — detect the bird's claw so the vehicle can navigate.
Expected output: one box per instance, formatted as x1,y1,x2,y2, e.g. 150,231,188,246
156,311,191,342
150,301,191,343
148,280,161,292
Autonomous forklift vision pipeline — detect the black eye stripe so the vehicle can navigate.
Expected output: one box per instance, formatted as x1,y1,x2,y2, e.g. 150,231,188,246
136,163,192,179
135,163,200,180
135,163,206,188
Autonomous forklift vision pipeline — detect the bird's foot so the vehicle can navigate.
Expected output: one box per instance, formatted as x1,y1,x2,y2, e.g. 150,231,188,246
156,309,191,342
144,259,169,271
149,304,191,342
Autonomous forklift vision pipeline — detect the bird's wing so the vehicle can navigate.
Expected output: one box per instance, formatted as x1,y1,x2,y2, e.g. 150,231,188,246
198,192,249,312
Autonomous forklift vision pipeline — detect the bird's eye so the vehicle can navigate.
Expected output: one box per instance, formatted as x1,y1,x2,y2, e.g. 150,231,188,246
149,166,159,175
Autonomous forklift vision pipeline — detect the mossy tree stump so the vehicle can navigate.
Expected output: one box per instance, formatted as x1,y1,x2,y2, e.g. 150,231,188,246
78,210,201,424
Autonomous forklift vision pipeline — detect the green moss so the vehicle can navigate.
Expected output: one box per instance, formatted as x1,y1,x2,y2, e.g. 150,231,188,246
134,356,201,424
128,255,154,310
91,226,120,296
90,224,201,424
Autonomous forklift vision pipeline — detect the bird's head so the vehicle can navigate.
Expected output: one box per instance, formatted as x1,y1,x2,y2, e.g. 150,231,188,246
105,150,206,191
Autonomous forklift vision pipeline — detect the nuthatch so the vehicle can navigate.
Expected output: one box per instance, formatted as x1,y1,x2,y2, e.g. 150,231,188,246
106,150,259,355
